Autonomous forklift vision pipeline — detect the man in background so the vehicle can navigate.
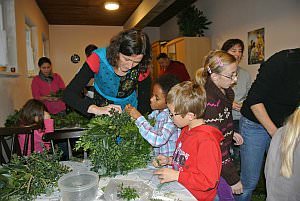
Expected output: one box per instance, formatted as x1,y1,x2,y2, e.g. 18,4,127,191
157,53,190,82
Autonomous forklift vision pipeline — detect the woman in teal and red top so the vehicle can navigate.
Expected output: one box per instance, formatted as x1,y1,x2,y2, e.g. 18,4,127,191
63,29,151,117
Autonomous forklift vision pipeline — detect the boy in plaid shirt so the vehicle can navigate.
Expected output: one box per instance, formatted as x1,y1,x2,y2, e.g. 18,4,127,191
125,74,181,156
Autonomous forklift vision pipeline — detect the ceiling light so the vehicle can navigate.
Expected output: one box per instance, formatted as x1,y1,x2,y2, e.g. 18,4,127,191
104,2,119,10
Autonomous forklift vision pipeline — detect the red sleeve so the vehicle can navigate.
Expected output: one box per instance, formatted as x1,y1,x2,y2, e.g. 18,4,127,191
86,52,100,73
31,76,41,99
180,63,190,81
178,139,221,191
55,74,66,89
138,67,150,81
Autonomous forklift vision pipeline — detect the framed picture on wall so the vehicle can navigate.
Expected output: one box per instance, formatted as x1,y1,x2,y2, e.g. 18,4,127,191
248,28,265,65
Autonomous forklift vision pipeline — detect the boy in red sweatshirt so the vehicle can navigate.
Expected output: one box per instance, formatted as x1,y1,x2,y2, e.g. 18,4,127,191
154,81,224,201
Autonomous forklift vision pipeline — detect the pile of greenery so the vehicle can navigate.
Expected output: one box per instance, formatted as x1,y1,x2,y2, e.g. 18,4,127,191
52,111,89,129
49,89,64,98
0,151,70,201
4,110,20,127
4,109,89,129
117,183,139,201
75,111,152,177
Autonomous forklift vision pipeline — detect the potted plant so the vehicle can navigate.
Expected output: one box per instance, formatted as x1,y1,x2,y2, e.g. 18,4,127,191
177,5,212,37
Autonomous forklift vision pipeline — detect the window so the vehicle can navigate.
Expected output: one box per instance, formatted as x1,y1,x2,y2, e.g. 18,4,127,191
42,32,49,57
25,24,35,76
0,0,17,73
25,16,38,76
0,2,8,66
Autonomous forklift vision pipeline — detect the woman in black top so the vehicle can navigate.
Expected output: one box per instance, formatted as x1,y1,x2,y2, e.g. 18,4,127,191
236,48,300,201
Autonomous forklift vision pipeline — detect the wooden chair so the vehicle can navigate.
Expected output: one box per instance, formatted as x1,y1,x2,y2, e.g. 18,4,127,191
42,128,86,160
0,125,40,164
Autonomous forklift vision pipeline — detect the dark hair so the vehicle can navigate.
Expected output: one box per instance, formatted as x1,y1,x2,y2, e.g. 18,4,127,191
221,39,244,53
85,44,98,57
38,57,51,67
156,74,180,95
19,99,47,128
106,28,151,73
156,53,169,60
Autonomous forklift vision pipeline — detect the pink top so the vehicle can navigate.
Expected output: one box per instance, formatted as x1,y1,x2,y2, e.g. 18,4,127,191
31,73,66,114
18,119,54,155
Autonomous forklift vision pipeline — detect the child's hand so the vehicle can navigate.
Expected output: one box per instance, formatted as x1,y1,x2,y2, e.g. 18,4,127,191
231,180,243,194
152,155,171,167
154,168,179,183
125,104,142,120
43,111,51,119
233,132,244,145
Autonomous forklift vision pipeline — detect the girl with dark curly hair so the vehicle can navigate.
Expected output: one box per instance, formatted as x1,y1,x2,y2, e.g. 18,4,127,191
63,28,152,116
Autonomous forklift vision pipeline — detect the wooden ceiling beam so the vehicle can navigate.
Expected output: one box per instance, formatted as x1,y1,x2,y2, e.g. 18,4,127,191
123,0,175,29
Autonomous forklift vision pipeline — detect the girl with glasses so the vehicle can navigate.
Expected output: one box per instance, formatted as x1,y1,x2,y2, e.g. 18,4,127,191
195,50,244,200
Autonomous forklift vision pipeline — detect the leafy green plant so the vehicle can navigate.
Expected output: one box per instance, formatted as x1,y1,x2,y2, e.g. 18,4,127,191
177,5,212,36
117,183,139,201
49,89,64,98
75,111,152,177
0,151,70,201
4,110,20,127
52,111,89,129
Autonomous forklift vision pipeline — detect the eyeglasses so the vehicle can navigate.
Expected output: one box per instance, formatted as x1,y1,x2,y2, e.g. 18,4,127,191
217,73,238,80
169,112,182,118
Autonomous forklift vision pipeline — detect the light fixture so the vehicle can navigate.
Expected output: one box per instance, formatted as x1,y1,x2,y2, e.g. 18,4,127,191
104,2,119,11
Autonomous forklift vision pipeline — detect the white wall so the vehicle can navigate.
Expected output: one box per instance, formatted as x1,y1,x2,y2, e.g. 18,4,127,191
143,26,160,43
160,17,179,41
49,25,160,85
160,0,300,80
49,25,123,85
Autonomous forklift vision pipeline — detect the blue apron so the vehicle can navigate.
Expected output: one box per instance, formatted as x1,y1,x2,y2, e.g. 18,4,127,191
93,48,137,109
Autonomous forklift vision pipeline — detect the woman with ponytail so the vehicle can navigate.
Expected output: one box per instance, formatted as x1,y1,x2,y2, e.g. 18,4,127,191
195,50,244,200
265,106,300,200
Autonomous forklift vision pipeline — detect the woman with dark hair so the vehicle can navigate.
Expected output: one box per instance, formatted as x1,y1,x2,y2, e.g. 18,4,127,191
221,39,251,133
31,57,66,114
63,28,152,116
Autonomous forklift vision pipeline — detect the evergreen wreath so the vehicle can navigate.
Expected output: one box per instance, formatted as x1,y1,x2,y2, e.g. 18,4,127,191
75,111,152,177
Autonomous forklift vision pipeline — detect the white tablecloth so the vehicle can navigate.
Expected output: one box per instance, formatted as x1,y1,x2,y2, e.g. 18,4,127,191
35,161,196,201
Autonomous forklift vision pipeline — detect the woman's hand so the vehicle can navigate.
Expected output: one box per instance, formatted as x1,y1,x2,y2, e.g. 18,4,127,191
152,155,172,167
232,101,242,111
154,168,179,183
125,104,142,120
231,180,243,194
88,104,122,115
41,95,59,102
233,132,244,145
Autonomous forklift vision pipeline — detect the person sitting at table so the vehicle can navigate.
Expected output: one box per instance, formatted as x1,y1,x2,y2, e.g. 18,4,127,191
157,53,190,82
32,57,66,115
18,99,54,155
153,81,224,201
63,28,152,117
125,74,181,157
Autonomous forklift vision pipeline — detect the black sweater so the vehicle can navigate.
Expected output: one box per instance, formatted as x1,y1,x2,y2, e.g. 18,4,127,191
241,48,300,127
